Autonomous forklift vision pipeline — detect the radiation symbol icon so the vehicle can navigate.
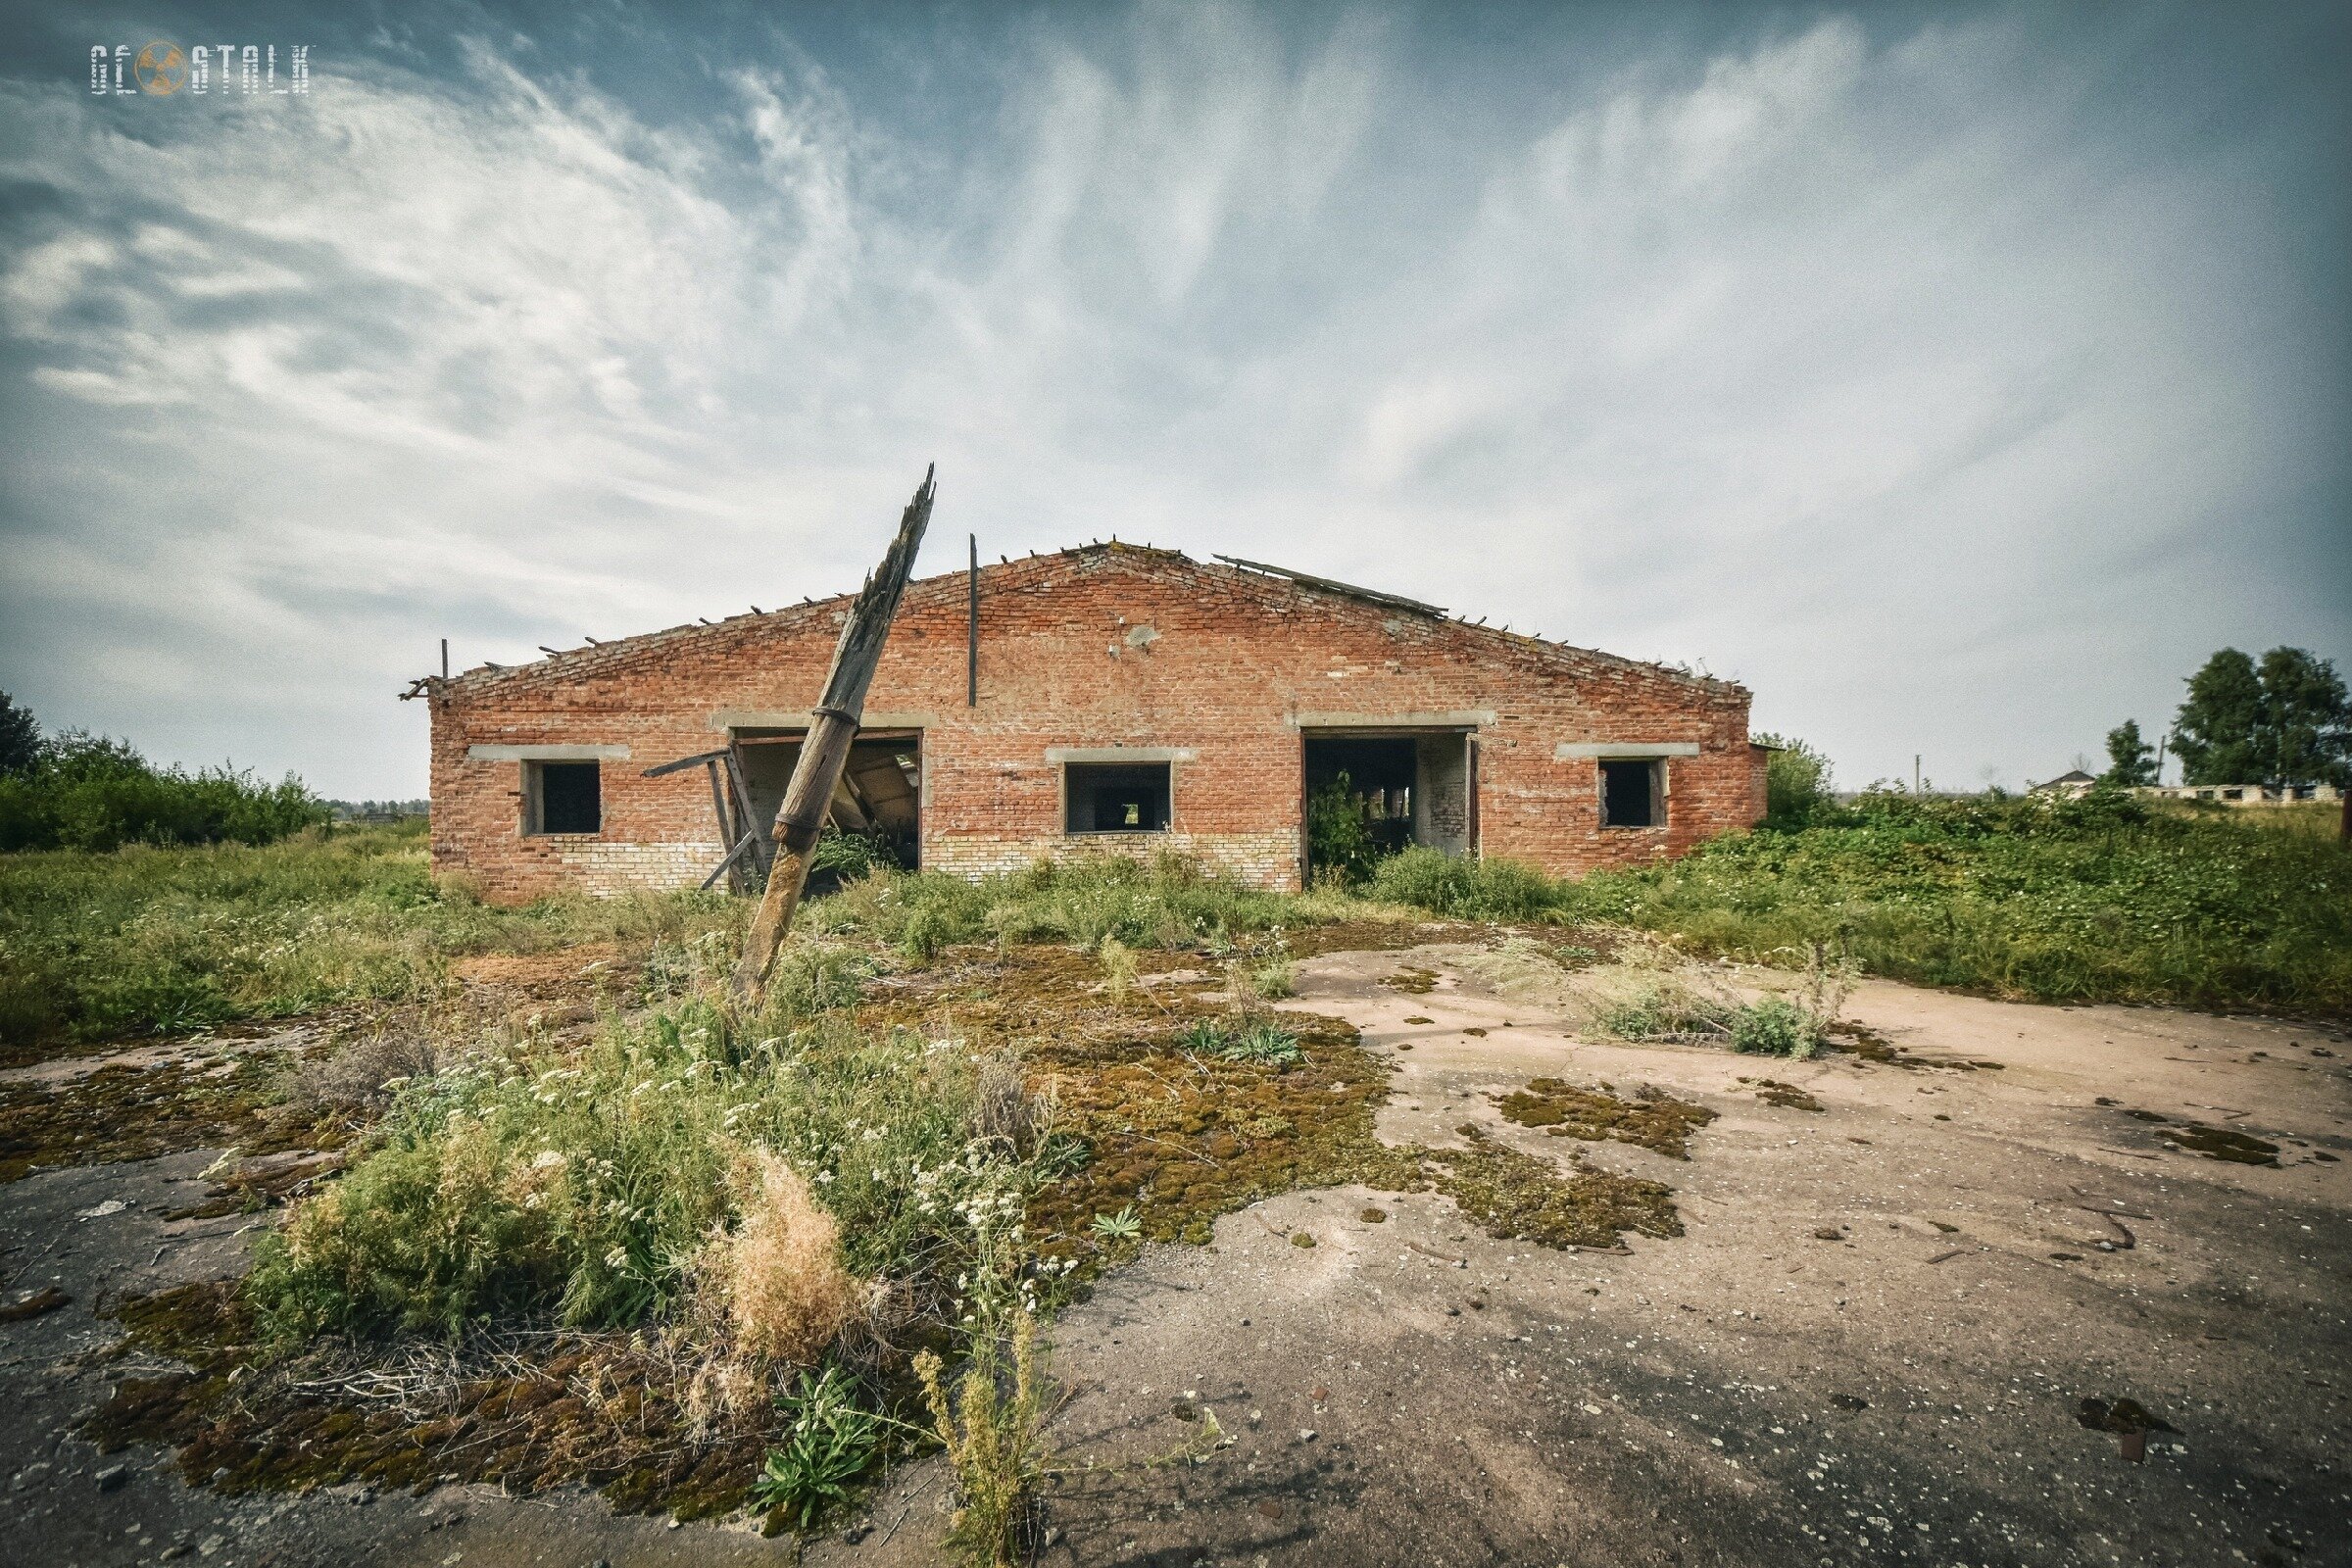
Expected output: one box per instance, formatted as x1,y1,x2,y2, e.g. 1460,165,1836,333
134,41,187,96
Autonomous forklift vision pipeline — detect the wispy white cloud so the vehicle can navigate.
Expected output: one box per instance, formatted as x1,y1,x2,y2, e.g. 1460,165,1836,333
0,6,2342,796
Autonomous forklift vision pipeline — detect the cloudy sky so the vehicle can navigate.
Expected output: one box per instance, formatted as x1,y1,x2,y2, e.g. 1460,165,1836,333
2,1,2345,798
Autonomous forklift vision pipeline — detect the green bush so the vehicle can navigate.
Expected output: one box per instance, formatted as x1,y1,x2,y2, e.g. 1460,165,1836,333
1367,847,1562,922
757,1364,889,1528
1594,983,1735,1042
1304,773,1383,885
1752,733,1836,828
249,998,992,1340
1730,996,1820,1058
808,826,901,884
0,732,327,853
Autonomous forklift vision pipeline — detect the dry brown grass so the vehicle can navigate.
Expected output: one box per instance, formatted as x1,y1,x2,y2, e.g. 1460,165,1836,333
281,1024,443,1116
971,1055,1035,1152
699,1151,861,1369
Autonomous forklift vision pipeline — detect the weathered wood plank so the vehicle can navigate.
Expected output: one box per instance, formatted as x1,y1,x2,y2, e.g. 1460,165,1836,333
639,749,732,779
722,743,770,880
733,466,936,1004
702,831,759,891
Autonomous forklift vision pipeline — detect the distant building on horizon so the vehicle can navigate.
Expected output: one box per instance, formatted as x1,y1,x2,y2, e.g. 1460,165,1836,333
2029,769,2098,799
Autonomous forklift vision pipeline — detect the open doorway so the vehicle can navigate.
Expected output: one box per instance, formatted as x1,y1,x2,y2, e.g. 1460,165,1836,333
733,728,921,878
1301,729,1472,881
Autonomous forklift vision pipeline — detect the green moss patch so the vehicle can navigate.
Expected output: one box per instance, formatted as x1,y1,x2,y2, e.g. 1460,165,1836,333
83,1282,778,1521
1739,1076,1826,1113
1492,1078,1718,1158
0,1045,331,1183
1426,1126,1682,1250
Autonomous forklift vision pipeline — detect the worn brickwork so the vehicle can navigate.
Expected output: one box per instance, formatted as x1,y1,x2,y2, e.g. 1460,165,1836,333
427,546,1762,903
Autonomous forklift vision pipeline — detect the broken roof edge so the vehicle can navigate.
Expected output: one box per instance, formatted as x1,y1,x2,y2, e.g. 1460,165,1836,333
1210,554,1448,619
429,539,1742,701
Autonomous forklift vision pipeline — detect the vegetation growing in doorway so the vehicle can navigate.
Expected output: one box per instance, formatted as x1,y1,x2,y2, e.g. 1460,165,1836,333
1305,771,1386,885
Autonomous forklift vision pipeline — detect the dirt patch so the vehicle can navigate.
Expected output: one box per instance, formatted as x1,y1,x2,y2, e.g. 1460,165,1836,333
846,944,1699,1272
1829,1020,2004,1072
67,936,1690,1542
1491,1077,1718,1157
450,944,627,991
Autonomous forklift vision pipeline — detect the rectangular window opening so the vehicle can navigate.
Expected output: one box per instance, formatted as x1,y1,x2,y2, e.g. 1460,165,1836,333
1601,759,1663,829
524,760,602,835
1065,762,1171,834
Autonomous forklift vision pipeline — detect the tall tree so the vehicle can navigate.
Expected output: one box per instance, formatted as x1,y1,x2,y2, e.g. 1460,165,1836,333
2172,646,2352,787
2171,649,2265,785
1751,732,1835,825
0,691,39,775
2101,719,2157,787
2258,647,2352,787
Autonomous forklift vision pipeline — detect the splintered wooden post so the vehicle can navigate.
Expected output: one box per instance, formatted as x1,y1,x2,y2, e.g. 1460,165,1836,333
732,466,936,1004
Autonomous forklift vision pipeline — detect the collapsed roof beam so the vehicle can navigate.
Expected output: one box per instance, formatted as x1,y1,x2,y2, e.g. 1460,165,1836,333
1212,555,1447,619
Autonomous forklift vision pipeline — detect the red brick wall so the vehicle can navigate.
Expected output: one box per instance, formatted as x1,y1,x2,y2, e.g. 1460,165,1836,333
427,547,1758,902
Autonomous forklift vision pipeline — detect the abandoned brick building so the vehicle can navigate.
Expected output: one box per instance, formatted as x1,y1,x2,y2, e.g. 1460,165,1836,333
424,545,1766,902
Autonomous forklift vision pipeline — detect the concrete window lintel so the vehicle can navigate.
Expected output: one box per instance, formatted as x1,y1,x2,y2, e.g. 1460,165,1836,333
710,709,934,732
1289,710,1494,730
1554,742,1700,760
469,744,630,761
1045,746,1199,764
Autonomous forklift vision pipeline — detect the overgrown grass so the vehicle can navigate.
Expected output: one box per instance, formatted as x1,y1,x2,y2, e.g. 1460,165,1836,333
1359,794,2352,1014
0,820,738,1046
1561,792,2351,1014
248,992,996,1342
804,852,1361,959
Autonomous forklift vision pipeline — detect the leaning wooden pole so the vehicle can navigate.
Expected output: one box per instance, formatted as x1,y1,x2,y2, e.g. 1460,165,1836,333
732,466,937,1005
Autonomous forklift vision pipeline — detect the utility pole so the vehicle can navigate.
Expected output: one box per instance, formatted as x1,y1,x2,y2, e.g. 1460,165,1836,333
733,466,937,1005
1914,754,1922,795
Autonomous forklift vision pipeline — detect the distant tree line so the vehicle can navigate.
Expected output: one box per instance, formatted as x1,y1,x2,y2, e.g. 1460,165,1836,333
2104,647,2350,789
0,692,328,853
327,799,429,820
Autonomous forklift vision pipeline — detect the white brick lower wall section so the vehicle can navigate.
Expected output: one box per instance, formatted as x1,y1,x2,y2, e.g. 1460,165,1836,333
557,840,726,896
923,831,1300,890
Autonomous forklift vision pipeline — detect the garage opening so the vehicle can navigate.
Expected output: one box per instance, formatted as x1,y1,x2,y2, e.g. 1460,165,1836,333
1301,730,1471,880
1065,762,1171,834
734,729,921,872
